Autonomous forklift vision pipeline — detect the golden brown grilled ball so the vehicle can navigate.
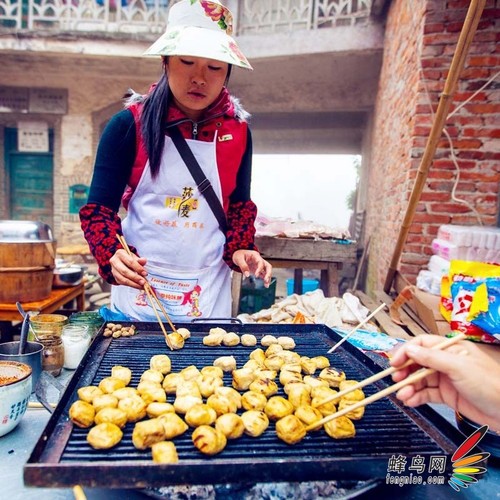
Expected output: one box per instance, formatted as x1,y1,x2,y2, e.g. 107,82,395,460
264,396,294,421
249,348,266,365
213,355,237,372
146,402,175,418
200,366,224,379
197,374,224,398
98,376,127,394
241,410,269,437
276,414,306,445
248,377,278,398
192,425,227,455
209,326,227,336
294,405,324,430
311,385,339,402
111,365,132,385
260,335,278,347
338,380,365,402
254,369,277,381
180,365,201,381
77,386,103,403
277,336,296,350
167,332,185,350
280,363,301,374
203,333,224,346
318,367,346,388
241,334,257,347
87,423,123,449
215,413,245,439
132,418,166,449
69,400,95,428
215,387,242,409
173,395,203,415
206,394,238,416
286,383,312,408
162,373,184,394
92,394,119,413
265,344,283,357
176,327,191,340
140,369,164,384
113,387,139,400
324,416,356,439
241,390,268,411
243,359,262,371
151,441,179,464
94,407,128,429
118,396,147,423
176,379,202,398
303,375,330,390
312,356,330,369
232,368,256,391
222,331,240,347
185,403,218,427
264,355,285,371
300,357,317,375
338,399,365,420
278,350,301,364
158,412,189,439
279,369,303,386
137,382,167,405
312,397,337,417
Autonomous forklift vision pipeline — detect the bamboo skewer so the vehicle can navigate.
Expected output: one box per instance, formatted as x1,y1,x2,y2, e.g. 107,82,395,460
307,333,467,432
328,303,386,353
116,234,174,350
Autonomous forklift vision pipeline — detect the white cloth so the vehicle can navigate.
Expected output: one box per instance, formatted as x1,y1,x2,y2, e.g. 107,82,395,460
112,135,231,321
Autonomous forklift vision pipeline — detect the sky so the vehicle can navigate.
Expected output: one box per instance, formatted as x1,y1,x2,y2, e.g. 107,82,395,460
251,154,359,231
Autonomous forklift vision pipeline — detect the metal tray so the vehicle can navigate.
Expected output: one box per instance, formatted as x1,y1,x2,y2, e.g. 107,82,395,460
24,323,467,488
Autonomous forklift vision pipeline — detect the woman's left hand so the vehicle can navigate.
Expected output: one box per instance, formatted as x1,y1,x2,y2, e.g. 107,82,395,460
232,250,273,287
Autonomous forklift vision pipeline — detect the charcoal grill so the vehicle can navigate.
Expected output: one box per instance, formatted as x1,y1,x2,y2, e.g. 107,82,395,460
24,322,467,488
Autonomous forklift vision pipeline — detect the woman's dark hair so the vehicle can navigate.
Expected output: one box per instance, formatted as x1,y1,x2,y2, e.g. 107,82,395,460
141,59,232,178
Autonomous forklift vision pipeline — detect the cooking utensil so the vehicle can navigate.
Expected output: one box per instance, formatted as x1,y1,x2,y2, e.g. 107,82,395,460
0,341,43,393
24,322,467,488
18,312,30,355
16,301,26,319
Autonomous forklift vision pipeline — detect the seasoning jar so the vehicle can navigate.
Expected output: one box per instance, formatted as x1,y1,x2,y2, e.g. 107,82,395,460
38,335,65,377
61,325,91,370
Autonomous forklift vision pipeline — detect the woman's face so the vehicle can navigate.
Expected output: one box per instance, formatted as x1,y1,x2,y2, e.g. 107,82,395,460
165,56,229,122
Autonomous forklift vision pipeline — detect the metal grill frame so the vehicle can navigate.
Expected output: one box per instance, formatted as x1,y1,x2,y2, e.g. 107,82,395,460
24,322,468,488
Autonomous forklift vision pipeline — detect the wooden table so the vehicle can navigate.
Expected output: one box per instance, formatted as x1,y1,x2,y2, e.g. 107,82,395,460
0,283,86,322
256,236,357,297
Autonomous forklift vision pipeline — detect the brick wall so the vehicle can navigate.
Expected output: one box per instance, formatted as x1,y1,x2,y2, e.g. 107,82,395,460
365,0,500,293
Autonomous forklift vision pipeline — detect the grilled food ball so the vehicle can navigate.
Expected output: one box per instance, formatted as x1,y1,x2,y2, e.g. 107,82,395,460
197,374,224,398
294,405,324,430
152,441,179,464
300,357,317,375
118,396,147,423
192,425,227,455
77,385,103,403
312,396,337,417
261,335,278,347
248,377,278,398
206,394,238,416
278,350,301,364
69,400,95,428
213,355,237,372
167,332,185,350
276,414,306,445
241,390,268,411
180,365,201,381
338,380,365,401
209,327,227,336
176,327,191,340
324,416,356,439
98,376,127,394
277,336,296,350
176,379,201,398
303,376,329,390
249,348,266,365
241,334,257,346
279,369,303,386
173,395,203,415
185,404,218,427
87,423,123,449
286,383,312,408
146,402,175,418
141,369,164,384
254,369,278,381
132,418,166,449
241,410,269,437
338,399,365,420
265,344,283,357
232,368,256,391
92,394,119,413
215,413,245,439
111,366,132,385
162,373,185,394
264,396,294,421
264,355,285,371
222,331,240,347
137,382,167,404
203,333,224,346
149,354,172,375
200,366,224,379
158,412,189,439
113,387,139,400
318,367,346,388
312,356,330,369
94,407,128,429
216,387,242,409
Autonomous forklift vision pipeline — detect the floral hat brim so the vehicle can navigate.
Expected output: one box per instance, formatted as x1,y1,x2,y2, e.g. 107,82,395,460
144,0,252,70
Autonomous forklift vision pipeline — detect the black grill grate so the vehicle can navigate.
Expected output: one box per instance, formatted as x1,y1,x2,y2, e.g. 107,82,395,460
25,323,464,488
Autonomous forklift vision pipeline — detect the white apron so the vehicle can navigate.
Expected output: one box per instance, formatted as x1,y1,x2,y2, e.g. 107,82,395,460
111,134,231,322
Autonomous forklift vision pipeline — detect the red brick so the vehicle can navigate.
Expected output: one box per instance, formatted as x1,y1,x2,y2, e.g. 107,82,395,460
424,22,445,34
431,202,472,213
413,213,451,224
467,55,500,67
463,128,500,138
461,67,491,79
420,192,452,202
409,223,424,234
459,172,500,182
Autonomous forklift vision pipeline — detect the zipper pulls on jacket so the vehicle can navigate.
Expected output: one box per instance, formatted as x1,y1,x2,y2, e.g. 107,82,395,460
192,122,198,139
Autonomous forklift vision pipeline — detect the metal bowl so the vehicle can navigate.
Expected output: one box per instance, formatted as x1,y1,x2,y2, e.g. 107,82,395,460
53,265,84,287
0,220,54,243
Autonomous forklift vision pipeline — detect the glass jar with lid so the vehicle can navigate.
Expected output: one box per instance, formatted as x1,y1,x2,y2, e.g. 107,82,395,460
38,334,65,376
61,325,91,370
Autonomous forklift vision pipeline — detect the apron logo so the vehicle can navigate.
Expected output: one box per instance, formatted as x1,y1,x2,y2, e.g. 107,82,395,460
218,134,233,142
165,186,199,218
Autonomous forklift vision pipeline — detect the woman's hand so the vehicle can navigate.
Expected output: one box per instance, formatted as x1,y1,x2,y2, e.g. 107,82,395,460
390,336,500,431
110,249,148,290
232,249,273,287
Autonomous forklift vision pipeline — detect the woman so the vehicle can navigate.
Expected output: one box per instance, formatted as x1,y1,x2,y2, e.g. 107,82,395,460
80,0,272,322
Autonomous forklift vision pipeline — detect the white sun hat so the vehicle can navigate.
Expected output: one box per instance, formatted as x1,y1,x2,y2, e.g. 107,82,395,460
144,0,252,70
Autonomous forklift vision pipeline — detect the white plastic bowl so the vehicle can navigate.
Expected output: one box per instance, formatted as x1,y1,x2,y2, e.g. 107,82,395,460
0,361,32,437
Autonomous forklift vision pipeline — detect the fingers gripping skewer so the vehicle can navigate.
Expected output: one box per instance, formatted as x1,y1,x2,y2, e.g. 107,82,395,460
116,234,174,350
